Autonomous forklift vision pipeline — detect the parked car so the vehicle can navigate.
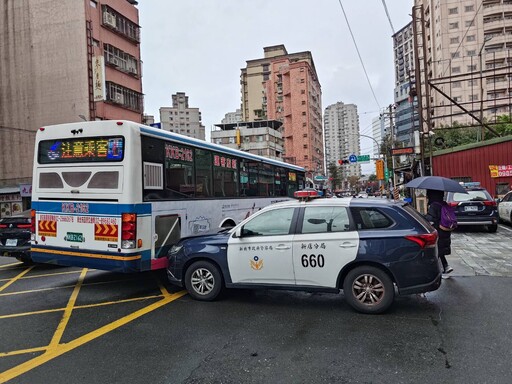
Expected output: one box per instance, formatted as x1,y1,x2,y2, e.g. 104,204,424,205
445,184,499,233
498,190,512,225
167,195,442,314
0,210,32,264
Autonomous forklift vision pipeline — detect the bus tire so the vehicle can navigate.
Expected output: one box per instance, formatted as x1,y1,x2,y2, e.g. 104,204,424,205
184,260,223,301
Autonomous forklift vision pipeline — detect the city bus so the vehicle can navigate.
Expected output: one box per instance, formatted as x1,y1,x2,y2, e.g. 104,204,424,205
30,120,305,272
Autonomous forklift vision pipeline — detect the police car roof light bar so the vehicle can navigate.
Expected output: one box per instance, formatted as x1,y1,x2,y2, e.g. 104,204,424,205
294,189,319,201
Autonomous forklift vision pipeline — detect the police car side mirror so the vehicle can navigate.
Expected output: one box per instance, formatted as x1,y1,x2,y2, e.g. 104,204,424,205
234,226,243,238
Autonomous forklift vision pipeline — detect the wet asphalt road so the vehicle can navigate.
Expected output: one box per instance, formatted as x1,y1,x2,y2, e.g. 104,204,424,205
1,225,512,384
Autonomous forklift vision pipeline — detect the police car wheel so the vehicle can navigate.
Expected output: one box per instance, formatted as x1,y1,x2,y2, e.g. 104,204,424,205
184,261,222,301
343,266,394,314
486,224,498,233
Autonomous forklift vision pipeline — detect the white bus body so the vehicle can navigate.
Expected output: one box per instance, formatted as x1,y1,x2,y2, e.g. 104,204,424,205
31,120,305,272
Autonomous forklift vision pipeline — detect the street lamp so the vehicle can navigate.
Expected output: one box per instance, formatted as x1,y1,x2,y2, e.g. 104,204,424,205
479,36,493,141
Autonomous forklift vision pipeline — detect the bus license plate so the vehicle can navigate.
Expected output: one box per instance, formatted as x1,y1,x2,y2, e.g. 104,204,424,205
66,232,84,242
6,239,17,247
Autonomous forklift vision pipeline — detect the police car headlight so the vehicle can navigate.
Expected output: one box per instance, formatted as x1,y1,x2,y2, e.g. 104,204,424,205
170,244,184,254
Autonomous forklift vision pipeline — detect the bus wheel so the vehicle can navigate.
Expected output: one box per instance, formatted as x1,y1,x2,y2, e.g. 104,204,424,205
184,261,223,301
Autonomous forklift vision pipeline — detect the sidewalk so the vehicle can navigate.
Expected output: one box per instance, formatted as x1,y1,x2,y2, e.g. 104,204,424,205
448,224,512,277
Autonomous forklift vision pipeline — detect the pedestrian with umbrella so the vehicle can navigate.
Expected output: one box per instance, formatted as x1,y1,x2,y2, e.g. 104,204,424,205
405,176,468,277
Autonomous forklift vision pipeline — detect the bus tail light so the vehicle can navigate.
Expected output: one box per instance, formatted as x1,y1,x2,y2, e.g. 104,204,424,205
31,209,36,240
121,213,137,249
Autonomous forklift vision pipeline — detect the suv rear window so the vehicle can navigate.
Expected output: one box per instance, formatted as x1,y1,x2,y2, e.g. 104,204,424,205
350,207,393,230
451,189,491,202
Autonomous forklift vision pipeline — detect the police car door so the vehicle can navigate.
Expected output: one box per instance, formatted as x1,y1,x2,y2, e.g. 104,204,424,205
227,207,296,285
293,205,359,287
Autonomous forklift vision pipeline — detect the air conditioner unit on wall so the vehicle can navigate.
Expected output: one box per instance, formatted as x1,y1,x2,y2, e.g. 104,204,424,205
128,66,138,75
114,93,124,104
111,58,119,67
103,13,116,28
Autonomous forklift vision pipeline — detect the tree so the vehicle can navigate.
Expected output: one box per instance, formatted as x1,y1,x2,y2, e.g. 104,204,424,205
327,162,342,191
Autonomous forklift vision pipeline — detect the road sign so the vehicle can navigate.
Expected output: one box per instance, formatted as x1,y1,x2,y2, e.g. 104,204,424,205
356,154,370,163
348,155,357,163
376,159,384,180
384,168,389,180
314,175,328,182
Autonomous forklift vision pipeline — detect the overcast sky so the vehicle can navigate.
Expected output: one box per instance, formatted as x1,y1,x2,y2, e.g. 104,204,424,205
138,1,413,173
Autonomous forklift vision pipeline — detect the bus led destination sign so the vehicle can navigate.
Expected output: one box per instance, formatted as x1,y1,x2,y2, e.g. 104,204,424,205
38,136,124,163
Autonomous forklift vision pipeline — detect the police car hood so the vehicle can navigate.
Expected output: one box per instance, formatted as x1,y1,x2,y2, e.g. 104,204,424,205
180,228,231,244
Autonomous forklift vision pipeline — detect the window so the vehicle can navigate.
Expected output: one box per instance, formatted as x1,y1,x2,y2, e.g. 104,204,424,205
450,37,459,44
242,208,294,237
467,35,476,42
449,22,459,29
213,153,238,197
451,52,460,59
301,207,350,234
301,90,306,94
465,5,474,12
105,81,143,112
448,7,458,14
467,50,476,56
104,44,139,75
452,81,461,88
452,66,461,73
350,207,392,230
468,64,476,71
465,20,474,27
195,149,212,197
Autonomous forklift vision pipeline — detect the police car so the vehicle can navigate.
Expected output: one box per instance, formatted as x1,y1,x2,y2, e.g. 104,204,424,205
167,192,442,314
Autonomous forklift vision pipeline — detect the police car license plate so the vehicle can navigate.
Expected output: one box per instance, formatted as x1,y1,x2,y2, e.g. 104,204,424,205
6,239,17,247
465,206,478,211
66,232,83,242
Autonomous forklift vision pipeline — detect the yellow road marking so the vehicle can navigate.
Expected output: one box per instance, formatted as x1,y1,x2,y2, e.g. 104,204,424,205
0,266,34,293
0,290,187,383
0,346,47,358
0,262,23,269
0,294,164,320
48,268,88,349
0,269,83,283
0,275,143,297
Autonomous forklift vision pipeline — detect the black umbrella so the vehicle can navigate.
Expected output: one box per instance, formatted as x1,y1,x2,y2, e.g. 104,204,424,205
405,176,468,193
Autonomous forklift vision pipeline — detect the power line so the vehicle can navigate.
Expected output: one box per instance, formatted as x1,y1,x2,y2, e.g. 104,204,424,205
381,0,395,34
337,0,381,109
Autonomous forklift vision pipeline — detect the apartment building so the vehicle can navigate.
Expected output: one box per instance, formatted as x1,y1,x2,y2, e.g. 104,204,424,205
240,45,324,176
211,120,284,161
160,92,205,140
324,102,361,180
415,0,512,128
221,109,243,124
393,22,419,145
0,0,143,195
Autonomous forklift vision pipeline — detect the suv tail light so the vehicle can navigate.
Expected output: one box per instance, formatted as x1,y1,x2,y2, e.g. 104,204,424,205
121,213,137,249
483,201,496,207
447,202,458,207
405,232,438,249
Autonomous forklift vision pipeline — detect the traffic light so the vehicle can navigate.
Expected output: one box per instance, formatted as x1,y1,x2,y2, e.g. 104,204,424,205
338,159,350,165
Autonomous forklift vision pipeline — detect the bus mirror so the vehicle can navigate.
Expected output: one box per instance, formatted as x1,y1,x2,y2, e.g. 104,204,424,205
235,226,243,238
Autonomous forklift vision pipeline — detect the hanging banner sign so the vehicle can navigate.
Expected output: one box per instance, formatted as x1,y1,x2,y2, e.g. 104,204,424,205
489,165,512,178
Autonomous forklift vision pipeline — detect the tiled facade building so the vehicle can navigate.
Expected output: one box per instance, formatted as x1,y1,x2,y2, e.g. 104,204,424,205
324,102,361,179
416,0,512,128
160,92,205,140
0,0,143,191
240,45,324,176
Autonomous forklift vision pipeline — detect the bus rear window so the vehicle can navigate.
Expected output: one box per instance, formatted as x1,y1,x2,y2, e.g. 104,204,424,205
38,136,124,164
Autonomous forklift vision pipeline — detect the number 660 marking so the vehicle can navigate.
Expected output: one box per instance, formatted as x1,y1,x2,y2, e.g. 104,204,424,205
301,254,325,268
